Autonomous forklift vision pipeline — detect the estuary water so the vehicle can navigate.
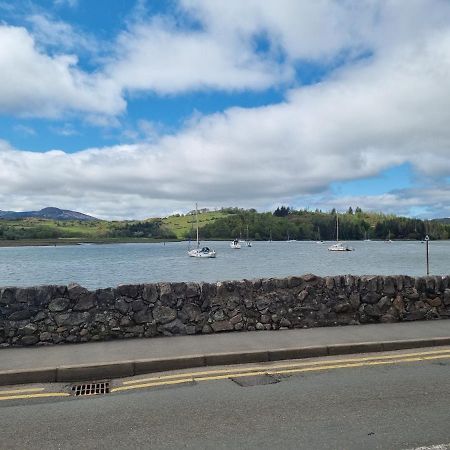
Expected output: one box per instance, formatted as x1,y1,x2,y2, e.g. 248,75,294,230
0,240,448,289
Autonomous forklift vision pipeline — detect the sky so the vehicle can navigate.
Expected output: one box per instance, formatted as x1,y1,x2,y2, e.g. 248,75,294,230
0,0,449,220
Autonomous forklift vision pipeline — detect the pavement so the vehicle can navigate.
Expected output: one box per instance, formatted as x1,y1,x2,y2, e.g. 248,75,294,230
1,320,450,386
1,354,450,449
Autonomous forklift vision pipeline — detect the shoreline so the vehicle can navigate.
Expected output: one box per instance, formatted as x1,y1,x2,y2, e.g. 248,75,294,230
0,238,446,248
0,238,181,247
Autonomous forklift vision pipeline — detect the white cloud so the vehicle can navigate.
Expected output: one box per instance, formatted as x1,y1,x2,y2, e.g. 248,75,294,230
108,17,292,95
53,0,79,8
13,124,36,136
1,1,450,218
2,19,450,219
0,25,124,118
27,14,98,54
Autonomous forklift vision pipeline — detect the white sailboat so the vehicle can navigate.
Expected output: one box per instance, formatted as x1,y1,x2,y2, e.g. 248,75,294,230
245,225,252,247
188,204,216,258
328,212,353,251
286,231,296,242
316,226,324,244
230,238,241,249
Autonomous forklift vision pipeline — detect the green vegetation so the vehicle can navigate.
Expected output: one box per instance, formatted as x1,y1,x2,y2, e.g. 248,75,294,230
196,207,450,241
161,210,230,239
0,207,448,245
0,217,176,242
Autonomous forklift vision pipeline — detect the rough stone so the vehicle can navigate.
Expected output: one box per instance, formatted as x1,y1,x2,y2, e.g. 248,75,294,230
133,309,153,324
0,274,449,347
73,295,95,311
426,298,442,307
153,305,177,324
48,298,70,312
211,320,234,332
21,335,39,345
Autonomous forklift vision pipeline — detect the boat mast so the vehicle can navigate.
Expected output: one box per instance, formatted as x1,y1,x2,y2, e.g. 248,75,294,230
336,212,339,242
195,202,199,247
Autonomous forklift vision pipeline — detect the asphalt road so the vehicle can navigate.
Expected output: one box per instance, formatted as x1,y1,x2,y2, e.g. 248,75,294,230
0,354,449,450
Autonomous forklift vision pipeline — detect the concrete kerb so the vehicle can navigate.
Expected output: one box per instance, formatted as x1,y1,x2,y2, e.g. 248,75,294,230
1,336,450,386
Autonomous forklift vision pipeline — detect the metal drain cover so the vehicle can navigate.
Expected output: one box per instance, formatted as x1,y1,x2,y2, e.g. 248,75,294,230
231,374,280,387
71,382,110,396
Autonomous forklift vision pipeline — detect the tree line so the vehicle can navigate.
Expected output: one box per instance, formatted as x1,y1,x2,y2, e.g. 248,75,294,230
191,207,450,241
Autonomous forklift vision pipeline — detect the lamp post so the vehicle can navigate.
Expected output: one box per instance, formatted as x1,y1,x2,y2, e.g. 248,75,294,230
425,235,430,275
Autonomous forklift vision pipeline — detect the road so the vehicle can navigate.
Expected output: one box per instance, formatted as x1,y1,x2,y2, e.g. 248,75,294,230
0,348,449,449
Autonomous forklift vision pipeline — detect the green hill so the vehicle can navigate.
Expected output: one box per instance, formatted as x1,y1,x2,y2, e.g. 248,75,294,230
0,207,448,245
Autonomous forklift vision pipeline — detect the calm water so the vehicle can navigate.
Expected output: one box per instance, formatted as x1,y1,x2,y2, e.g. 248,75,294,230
0,240,448,289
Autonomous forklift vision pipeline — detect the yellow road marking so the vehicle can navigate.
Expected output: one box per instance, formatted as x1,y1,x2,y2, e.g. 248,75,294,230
123,347,450,385
0,387,44,395
0,392,70,401
112,352,450,393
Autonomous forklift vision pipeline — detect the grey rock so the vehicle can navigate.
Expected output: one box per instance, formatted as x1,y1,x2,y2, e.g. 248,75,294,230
21,335,39,345
39,331,52,341
49,298,70,312
116,284,140,299
8,310,32,321
67,284,89,300
133,309,153,324
362,292,380,304
131,300,146,312
160,319,186,335
115,298,130,314
153,305,177,324
211,320,234,332
142,284,158,303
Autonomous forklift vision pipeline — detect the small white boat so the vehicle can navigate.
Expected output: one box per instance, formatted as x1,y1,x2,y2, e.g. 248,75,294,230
328,212,354,251
188,246,216,258
230,239,241,249
188,203,216,258
328,242,353,252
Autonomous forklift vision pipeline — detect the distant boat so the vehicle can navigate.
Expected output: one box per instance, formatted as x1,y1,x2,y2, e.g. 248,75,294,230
245,225,252,247
286,231,296,242
328,212,353,251
364,230,371,241
316,226,324,244
188,203,216,258
384,230,393,243
230,239,241,249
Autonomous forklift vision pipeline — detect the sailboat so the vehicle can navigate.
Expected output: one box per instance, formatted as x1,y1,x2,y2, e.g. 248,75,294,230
316,226,324,244
328,212,353,251
230,238,241,249
245,225,252,247
286,231,296,242
188,204,216,258
384,230,393,243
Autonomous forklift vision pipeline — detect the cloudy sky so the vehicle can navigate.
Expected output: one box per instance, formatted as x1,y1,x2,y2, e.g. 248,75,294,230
0,0,449,219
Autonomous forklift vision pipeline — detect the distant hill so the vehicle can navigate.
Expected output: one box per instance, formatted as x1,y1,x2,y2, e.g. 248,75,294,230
0,207,98,221
432,218,450,224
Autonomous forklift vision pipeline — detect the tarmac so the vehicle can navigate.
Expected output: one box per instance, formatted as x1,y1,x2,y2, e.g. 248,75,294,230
1,320,450,386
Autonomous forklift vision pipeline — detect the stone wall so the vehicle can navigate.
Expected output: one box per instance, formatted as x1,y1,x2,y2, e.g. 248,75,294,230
1,274,450,347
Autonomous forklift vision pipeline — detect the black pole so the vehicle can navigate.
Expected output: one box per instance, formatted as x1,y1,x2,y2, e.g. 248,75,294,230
425,235,430,275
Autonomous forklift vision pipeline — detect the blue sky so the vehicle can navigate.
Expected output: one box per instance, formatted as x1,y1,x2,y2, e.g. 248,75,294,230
0,0,449,219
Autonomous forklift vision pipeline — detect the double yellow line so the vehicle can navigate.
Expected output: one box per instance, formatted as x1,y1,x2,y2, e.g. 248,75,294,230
0,387,69,402
111,347,450,393
1,348,449,401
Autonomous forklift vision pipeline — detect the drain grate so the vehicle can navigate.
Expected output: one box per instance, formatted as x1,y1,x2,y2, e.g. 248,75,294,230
71,382,110,396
